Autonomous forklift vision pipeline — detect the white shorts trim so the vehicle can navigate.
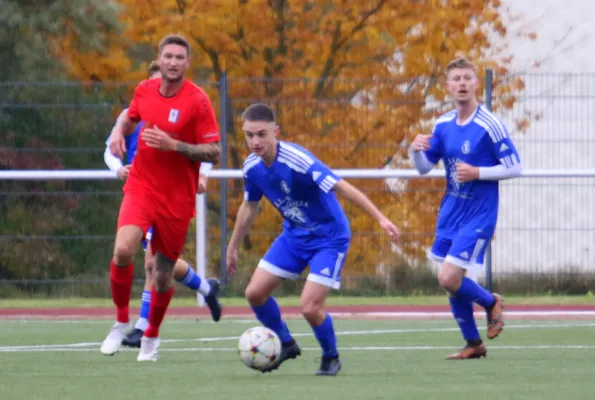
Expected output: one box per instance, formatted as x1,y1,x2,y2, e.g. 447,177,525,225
429,252,445,263
306,273,341,290
470,238,486,265
444,255,483,270
257,260,300,280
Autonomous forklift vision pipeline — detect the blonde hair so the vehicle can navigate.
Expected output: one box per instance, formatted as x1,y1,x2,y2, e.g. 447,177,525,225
445,57,477,76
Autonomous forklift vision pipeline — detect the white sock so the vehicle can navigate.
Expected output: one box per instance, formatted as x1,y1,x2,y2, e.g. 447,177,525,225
198,279,211,296
135,317,149,331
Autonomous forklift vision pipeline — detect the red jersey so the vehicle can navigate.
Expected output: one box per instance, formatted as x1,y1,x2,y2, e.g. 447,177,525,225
125,78,220,218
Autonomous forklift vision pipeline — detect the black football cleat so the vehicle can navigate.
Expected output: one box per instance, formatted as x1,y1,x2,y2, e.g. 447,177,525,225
121,328,144,348
204,278,222,322
260,340,301,373
316,356,341,376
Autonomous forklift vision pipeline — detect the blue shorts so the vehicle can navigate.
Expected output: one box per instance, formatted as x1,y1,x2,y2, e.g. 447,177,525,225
141,226,153,251
429,234,489,269
258,233,350,290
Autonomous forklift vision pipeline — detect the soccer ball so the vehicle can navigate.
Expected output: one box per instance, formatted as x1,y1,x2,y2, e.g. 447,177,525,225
238,326,281,371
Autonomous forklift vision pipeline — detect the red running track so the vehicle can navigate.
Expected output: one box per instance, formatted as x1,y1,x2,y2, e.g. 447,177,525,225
1,304,595,319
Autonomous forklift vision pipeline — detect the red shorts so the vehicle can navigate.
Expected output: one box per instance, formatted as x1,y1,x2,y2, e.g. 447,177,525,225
117,191,191,261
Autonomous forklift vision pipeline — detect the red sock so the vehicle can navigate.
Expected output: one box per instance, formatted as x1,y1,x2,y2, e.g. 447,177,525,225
109,261,134,323
144,286,174,338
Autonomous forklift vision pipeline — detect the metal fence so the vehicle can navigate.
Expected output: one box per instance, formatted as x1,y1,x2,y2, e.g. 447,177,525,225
1,73,594,297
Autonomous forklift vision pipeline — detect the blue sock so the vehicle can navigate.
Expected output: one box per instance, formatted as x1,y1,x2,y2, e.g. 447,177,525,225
139,290,151,319
311,314,338,358
455,277,495,309
251,297,293,343
134,290,151,330
176,265,211,296
449,296,481,341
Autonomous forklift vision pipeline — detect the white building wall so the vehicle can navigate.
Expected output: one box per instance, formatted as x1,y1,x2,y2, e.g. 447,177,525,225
485,0,595,275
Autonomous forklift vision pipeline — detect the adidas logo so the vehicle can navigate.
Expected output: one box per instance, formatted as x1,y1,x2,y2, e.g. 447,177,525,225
312,171,321,181
459,251,469,259
499,143,509,152
320,267,331,276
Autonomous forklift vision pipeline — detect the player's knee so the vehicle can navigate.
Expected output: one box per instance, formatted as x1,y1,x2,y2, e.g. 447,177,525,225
113,243,135,265
437,269,462,292
300,299,324,324
244,285,267,307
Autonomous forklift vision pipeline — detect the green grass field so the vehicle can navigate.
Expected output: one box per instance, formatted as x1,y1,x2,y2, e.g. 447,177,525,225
1,317,595,400
2,294,595,308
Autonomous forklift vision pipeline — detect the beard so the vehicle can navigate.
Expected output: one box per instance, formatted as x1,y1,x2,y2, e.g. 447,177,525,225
161,71,184,84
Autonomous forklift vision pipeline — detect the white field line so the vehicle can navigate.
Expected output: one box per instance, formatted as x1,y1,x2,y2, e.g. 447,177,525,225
332,311,595,317
5,310,595,323
4,345,595,353
1,322,595,352
0,319,258,324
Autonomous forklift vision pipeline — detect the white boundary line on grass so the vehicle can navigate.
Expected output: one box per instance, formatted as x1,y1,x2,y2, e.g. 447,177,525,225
5,310,595,322
4,345,595,353
2,319,259,324
335,311,595,317
2,322,595,353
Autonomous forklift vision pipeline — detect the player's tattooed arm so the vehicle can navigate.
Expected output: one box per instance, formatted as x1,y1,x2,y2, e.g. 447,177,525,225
175,141,221,164
142,125,221,163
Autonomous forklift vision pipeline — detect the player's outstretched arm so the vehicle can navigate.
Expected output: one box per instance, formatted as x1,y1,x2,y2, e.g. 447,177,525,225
333,180,400,244
226,200,260,276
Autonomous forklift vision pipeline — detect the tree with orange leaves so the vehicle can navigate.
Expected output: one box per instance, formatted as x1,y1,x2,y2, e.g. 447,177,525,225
61,0,534,285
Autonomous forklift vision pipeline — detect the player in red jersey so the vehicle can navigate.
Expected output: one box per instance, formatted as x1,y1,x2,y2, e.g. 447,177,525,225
100,35,221,361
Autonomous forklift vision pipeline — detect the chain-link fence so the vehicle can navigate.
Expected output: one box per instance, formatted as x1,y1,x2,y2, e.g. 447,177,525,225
1,73,594,297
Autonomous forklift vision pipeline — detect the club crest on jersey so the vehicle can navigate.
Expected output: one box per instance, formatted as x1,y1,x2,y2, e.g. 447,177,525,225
168,109,180,123
461,140,471,154
280,180,290,194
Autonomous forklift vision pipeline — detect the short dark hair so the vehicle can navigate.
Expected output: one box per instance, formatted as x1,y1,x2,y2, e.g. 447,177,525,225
147,61,160,77
241,103,275,123
158,34,190,57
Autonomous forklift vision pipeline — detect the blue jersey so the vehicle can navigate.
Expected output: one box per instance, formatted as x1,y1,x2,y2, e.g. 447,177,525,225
243,141,350,244
105,109,142,165
123,122,141,165
424,104,520,238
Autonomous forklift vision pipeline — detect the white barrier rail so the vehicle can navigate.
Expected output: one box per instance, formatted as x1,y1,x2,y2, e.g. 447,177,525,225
3,168,595,306
3,168,595,180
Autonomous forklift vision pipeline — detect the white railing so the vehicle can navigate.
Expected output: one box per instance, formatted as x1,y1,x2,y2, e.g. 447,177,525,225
3,168,595,305
5,168,595,180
